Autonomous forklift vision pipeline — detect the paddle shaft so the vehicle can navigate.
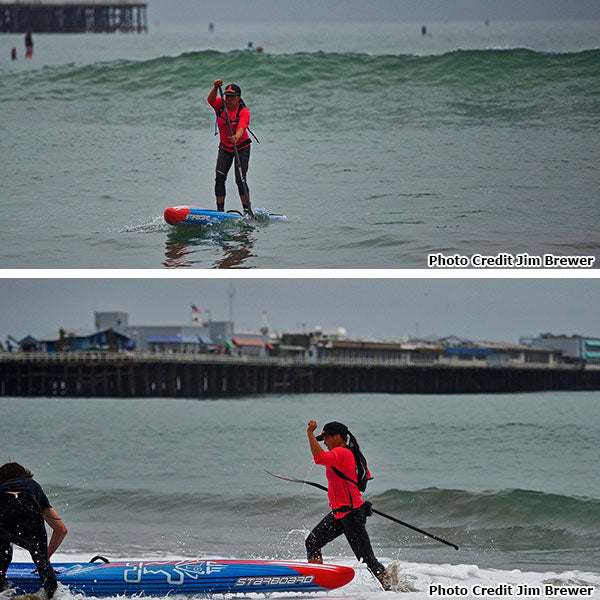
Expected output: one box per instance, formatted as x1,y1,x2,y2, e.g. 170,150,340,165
265,470,459,551
218,86,253,217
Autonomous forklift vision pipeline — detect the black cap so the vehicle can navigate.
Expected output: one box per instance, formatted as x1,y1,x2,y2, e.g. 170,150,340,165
316,421,349,441
224,83,241,96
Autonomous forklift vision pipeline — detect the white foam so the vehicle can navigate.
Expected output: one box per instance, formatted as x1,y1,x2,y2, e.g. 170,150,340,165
342,558,600,599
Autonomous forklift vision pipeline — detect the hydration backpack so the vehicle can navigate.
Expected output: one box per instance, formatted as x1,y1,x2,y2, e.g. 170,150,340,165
332,444,371,492
214,99,260,143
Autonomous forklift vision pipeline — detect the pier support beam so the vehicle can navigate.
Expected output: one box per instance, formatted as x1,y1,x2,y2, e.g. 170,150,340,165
2,357,600,398
0,3,148,34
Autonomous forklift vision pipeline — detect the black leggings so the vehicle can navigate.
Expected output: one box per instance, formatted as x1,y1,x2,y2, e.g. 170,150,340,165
215,146,250,197
0,493,57,598
305,503,385,577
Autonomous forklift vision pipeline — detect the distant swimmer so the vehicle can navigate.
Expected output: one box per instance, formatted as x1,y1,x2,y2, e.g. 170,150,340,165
24,30,33,58
209,22,214,32
421,25,427,37
207,79,252,214
10,47,16,60
0,463,68,598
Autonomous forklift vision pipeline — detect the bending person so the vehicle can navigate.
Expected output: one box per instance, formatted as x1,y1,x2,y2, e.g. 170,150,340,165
0,462,68,598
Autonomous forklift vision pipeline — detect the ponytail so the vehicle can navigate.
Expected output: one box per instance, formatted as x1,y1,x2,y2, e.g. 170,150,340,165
346,432,371,492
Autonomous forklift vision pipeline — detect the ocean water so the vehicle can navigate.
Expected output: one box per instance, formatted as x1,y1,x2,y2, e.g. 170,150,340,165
1,21,599,269
1,391,599,599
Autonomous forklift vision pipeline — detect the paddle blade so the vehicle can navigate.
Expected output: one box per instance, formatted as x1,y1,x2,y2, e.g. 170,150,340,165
264,470,303,484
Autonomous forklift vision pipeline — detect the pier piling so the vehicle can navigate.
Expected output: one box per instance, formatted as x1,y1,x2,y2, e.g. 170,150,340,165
0,3,148,34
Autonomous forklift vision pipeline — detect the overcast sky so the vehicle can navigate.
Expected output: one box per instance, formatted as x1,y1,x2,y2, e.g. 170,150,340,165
149,0,600,24
1,278,597,344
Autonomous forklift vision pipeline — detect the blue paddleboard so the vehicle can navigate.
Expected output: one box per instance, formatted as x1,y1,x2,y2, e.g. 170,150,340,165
7,558,354,596
164,206,286,226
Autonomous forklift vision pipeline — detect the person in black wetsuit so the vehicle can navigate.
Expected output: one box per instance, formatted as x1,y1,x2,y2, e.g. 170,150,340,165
0,463,68,598
24,31,34,58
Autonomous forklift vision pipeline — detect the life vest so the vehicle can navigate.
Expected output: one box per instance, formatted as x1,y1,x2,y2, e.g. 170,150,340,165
214,99,260,144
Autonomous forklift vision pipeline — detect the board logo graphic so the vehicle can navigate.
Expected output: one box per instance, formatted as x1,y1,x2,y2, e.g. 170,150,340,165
235,575,314,587
187,214,212,222
123,561,227,585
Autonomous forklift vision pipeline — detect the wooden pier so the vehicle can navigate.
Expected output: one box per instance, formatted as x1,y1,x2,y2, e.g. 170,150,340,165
1,353,599,397
0,2,148,34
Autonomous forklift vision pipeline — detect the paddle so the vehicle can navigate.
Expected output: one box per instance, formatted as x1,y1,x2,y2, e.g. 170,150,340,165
265,470,459,551
218,85,254,219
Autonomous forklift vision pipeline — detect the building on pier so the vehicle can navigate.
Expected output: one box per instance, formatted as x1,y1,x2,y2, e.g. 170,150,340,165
18,328,131,353
94,310,232,353
6,321,595,371
298,335,566,370
16,312,274,359
522,333,600,368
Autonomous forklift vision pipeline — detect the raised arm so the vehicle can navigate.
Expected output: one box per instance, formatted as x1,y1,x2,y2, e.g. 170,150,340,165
307,420,324,457
208,78,223,103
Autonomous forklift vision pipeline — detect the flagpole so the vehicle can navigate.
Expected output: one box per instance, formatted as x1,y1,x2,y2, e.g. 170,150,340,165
191,304,201,325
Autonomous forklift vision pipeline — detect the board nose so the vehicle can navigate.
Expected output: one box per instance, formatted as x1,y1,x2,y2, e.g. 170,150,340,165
164,206,190,225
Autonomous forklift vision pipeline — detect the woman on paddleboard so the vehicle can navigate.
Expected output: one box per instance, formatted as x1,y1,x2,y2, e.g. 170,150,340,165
305,421,393,590
0,462,68,598
207,79,252,214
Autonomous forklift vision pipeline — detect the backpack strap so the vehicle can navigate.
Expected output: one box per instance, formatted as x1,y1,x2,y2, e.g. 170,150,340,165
332,464,373,490
215,103,242,135
331,466,359,487
214,101,260,143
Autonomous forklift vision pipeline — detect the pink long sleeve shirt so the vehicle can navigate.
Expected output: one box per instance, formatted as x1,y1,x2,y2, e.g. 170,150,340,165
314,446,365,519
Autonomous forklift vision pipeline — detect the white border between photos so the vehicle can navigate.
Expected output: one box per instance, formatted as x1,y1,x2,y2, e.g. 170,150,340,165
0,269,598,279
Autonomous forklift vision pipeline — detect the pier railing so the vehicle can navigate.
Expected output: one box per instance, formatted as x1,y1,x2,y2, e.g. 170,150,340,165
0,351,584,370
0,351,289,366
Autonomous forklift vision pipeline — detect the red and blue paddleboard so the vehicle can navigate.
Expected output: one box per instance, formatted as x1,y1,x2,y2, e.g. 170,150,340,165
7,558,354,596
164,206,286,226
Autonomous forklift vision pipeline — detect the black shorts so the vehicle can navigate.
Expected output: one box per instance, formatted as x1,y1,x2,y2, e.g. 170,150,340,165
305,503,385,577
215,146,250,197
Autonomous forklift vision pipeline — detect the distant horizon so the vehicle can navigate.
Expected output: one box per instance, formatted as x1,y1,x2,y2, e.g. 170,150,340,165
146,16,600,24
5,0,599,26
145,0,600,26
146,16,600,26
